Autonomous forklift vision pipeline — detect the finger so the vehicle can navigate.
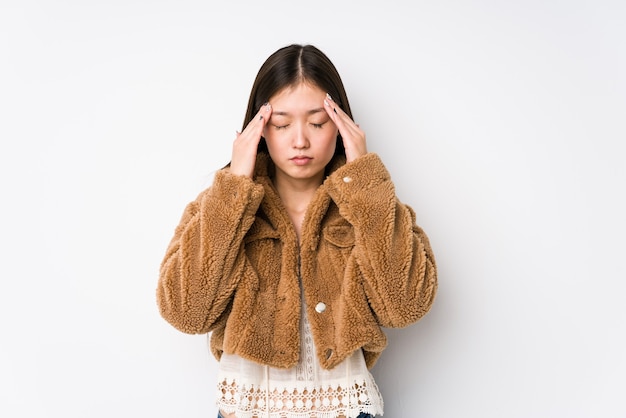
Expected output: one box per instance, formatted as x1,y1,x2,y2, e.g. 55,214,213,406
243,102,272,134
323,93,342,119
230,103,272,177
236,103,271,147
323,94,358,132
324,94,367,161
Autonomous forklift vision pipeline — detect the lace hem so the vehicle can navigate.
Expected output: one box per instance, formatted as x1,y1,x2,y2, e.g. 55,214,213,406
217,377,383,418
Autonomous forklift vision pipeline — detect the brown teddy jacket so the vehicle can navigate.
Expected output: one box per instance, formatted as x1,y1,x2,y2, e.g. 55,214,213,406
157,152,437,370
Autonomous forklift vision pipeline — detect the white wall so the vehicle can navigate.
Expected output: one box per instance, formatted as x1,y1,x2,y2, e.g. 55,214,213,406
1,0,624,417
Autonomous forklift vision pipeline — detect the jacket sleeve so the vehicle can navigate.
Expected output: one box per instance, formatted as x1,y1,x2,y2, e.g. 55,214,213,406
325,153,437,328
156,170,264,334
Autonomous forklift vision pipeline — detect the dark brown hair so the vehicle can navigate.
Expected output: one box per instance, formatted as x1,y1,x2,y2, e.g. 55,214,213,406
242,44,352,158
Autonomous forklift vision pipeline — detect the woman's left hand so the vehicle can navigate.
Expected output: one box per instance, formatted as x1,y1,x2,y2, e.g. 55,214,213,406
324,93,367,162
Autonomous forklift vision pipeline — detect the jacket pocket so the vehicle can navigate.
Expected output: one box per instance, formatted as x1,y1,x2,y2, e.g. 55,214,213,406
323,224,355,248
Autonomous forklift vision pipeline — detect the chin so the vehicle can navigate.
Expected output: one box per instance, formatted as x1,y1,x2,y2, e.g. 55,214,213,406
291,168,325,181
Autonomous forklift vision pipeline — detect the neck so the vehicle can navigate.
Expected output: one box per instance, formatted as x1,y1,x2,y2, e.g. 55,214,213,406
272,173,323,242
273,175,321,211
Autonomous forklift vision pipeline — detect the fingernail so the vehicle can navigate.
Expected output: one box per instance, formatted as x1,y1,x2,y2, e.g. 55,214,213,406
326,93,333,101
264,102,271,109
324,99,330,107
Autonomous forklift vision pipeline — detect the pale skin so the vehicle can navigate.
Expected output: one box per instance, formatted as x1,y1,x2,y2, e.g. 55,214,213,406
223,83,368,417
230,82,367,241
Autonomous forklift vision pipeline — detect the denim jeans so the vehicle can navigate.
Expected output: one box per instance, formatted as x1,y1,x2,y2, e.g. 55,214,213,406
218,413,374,418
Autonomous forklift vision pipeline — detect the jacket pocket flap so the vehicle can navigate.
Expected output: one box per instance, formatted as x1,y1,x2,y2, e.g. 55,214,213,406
323,225,355,247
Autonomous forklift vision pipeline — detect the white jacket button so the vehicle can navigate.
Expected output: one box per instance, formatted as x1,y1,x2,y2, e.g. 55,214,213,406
342,176,352,183
315,302,327,313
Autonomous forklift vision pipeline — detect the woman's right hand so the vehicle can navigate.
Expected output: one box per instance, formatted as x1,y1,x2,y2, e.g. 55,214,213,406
229,103,272,178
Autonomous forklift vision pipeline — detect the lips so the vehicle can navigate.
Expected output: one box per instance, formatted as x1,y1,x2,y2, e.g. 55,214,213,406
291,156,312,166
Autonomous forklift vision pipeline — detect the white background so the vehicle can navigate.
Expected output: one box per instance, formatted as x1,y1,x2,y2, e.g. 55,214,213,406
1,0,625,417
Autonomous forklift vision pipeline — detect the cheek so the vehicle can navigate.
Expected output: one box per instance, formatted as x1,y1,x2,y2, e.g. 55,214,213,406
328,126,339,144
262,134,278,157
263,131,284,149
318,129,338,153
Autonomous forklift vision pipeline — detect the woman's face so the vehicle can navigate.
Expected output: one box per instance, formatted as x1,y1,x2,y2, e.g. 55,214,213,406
263,82,338,185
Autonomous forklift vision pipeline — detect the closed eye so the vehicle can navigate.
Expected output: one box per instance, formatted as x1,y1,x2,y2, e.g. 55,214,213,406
273,124,289,130
311,122,327,129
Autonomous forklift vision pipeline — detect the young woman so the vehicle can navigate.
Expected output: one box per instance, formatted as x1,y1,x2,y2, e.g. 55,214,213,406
157,44,437,418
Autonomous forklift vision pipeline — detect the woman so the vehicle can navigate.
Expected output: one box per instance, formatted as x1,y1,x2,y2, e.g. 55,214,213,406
157,44,437,418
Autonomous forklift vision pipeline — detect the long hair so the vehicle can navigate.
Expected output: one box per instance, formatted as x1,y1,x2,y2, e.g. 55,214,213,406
242,44,352,158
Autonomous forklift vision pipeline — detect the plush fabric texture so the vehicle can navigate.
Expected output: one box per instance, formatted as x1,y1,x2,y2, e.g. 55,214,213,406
157,152,437,370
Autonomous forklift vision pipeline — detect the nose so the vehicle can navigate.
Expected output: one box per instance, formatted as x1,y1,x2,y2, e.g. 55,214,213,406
293,123,309,149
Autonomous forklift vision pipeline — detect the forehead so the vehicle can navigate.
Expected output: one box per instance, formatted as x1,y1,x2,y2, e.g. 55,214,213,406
270,82,326,115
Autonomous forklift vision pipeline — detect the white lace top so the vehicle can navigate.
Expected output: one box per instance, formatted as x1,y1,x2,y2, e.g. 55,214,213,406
215,296,384,418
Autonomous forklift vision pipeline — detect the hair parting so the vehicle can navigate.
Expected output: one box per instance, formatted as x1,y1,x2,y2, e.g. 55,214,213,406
242,44,352,158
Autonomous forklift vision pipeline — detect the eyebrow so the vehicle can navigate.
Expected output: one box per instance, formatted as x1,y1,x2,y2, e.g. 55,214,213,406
272,107,325,117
